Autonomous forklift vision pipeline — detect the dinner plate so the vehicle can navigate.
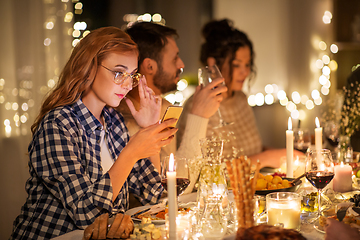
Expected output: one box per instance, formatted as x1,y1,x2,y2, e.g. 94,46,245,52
313,219,325,234
255,178,302,196
125,205,165,224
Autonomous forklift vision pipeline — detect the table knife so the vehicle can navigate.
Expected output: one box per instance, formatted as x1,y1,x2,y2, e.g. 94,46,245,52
131,207,151,218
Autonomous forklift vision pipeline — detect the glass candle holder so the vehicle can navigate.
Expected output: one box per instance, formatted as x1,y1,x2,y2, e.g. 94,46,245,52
266,192,301,230
165,211,194,240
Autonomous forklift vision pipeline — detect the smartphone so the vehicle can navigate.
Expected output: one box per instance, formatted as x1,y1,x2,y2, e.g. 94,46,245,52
161,105,183,128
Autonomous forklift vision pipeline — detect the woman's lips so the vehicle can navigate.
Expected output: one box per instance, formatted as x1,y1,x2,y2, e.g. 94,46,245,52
116,94,124,99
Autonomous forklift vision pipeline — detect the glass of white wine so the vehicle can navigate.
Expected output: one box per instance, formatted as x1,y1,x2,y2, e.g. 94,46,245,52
198,65,233,129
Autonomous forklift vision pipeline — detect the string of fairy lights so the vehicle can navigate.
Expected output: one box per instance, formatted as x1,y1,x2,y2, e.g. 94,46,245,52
1,0,74,137
247,11,338,121
124,11,339,123
0,2,353,137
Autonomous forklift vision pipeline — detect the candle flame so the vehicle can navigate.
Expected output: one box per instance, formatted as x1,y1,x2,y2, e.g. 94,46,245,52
340,161,344,167
316,171,321,176
169,153,175,172
288,117,292,130
315,117,320,128
319,163,325,171
294,159,299,166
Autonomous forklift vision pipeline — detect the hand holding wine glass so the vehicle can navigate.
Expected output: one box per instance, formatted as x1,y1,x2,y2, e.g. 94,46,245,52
198,65,233,129
305,149,334,221
160,156,190,202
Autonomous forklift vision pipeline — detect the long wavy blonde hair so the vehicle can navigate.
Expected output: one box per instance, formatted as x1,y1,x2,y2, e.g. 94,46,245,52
31,26,138,135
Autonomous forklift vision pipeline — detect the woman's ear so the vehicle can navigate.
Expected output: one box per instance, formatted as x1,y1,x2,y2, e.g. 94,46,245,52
206,57,216,67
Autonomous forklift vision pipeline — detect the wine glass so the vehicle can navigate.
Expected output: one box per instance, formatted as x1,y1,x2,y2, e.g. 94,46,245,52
198,65,233,129
305,149,334,221
160,156,190,203
323,120,340,148
293,128,311,153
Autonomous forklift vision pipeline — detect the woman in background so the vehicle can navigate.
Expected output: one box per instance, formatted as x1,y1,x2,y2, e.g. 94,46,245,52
178,19,293,168
11,26,176,239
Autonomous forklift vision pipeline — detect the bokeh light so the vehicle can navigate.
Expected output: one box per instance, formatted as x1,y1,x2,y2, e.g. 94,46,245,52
330,44,338,53
255,93,264,106
265,94,274,105
319,41,327,50
277,90,286,100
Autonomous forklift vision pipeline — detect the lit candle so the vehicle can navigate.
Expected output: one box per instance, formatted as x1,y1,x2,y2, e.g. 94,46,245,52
333,162,352,192
267,192,301,230
315,117,322,152
167,153,177,239
286,117,294,178
293,156,305,178
176,212,192,239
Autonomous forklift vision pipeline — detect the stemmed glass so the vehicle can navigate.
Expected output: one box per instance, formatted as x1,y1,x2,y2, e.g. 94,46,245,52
160,157,190,203
198,65,233,129
305,149,334,222
323,120,340,148
293,128,311,153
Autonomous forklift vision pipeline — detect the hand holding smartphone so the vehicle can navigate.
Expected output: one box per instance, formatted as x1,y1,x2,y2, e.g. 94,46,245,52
161,106,183,128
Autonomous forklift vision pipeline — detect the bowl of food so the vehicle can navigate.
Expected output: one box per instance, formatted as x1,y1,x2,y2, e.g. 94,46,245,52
255,173,302,196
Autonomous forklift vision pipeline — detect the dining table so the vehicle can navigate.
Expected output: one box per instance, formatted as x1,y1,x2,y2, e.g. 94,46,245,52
51,161,360,240
51,185,342,240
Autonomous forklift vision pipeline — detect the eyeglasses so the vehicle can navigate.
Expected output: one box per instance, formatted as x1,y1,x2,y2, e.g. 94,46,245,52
100,65,141,88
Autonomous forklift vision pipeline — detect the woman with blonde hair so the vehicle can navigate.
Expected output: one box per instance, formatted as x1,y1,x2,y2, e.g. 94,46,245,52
10,26,176,239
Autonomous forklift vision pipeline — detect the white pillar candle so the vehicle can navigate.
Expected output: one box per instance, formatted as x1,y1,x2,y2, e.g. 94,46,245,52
167,153,177,239
315,117,322,152
333,162,353,193
286,117,294,178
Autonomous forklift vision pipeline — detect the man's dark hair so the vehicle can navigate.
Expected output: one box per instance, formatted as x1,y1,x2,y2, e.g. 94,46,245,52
125,22,178,66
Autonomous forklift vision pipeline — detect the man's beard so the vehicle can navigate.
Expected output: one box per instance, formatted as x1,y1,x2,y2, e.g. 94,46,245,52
153,65,181,94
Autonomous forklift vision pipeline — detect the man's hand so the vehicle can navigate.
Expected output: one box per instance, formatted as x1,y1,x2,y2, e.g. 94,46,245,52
190,78,227,118
325,217,360,240
126,76,161,128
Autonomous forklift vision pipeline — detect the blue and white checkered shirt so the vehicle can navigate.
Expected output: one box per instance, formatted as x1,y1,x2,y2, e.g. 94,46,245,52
11,99,163,240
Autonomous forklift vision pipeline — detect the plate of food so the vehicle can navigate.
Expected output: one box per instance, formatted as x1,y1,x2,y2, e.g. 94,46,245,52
125,202,195,225
255,174,302,196
317,193,360,234
125,205,166,224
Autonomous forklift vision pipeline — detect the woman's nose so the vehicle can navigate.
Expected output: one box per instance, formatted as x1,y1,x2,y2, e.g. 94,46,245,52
121,77,133,90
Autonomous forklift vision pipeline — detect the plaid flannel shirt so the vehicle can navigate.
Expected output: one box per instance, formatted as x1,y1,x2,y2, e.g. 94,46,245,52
10,99,163,240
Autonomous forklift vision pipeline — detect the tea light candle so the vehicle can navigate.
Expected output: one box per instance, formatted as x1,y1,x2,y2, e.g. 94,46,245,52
315,117,322,152
333,162,352,193
286,117,294,178
167,153,177,239
176,212,192,239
